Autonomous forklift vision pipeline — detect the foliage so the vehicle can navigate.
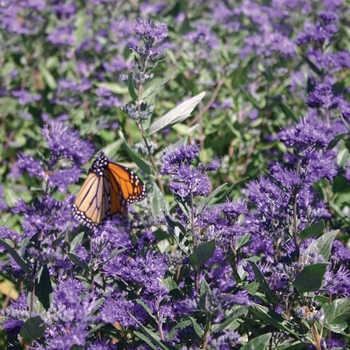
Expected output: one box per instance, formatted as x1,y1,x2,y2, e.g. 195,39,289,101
0,0,350,349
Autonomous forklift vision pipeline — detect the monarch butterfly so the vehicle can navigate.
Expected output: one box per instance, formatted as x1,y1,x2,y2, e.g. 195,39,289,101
72,152,146,230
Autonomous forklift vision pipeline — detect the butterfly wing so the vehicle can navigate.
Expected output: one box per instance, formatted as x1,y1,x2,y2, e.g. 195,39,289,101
107,169,128,218
106,162,147,204
73,152,146,229
72,172,110,229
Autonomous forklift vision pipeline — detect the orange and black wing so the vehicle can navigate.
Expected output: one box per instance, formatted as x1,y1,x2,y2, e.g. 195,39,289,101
106,162,146,210
72,152,146,229
72,172,110,229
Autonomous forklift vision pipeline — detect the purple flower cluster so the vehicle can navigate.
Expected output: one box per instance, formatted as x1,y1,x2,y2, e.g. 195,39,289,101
160,144,220,200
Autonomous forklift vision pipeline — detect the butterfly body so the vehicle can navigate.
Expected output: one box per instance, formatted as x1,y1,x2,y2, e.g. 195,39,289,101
73,152,146,230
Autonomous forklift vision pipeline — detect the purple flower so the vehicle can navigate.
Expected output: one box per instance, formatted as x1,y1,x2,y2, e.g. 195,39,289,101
127,19,168,63
318,11,339,24
13,195,73,237
20,0,46,11
209,329,241,348
102,55,134,72
2,294,28,332
56,79,92,93
331,240,350,266
324,265,350,296
0,4,45,34
45,278,97,349
96,87,121,108
52,79,92,107
48,166,81,192
323,0,343,10
139,2,166,15
161,144,220,201
183,24,219,50
304,150,338,182
325,337,347,349
17,154,45,178
47,26,76,46
42,123,94,166
212,4,240,32
86,341,116,350
243,31,296,58
203,158,221,172
133,19,168,46
92,221,133,254
160,144,200,175
0,185,7,211
54,2,76,19
306,83,339,110
106,251,168,296
11,89,40,105
119,103,153,121
168,166,211,198
278,118,333,151
100,293,136,327
297,20,338,45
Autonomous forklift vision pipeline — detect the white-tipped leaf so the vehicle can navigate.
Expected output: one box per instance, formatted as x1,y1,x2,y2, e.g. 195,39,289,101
148,91,206,136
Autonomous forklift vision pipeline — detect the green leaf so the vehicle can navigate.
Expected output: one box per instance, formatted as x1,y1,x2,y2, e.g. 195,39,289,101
196,183,227,215
198,278,213,312
70,232,85,251
168,320,192,338
129,314,177,350
248,304,299,337
88,322,105,335
250,262,274,302
89,298,106,316
298,221,325,243
322,298,350,333
340,115,350,133
67,253,89,272
301,54,322,77
275,344,308,350
165,215,192,255
236,233,252,250
95,82,128,94
241,88,264,109
200,278,211,296
211,306,247,332
134,331,158,350
279,102,298,123
148,92,206,136
19,316,46,341
241,333,272,350
0,239,31,274
162,277,178,291
244,282,259,295
101,140,124,158
136,299,157,321
142,70,178,104
39,63,57,89
187,316,204,338
188,240,215,266
337,148,349,167
35,265,53,311
73,9,87,46
123,141,151,175
128,73,138,100
152,183,169,218
303,230,338,261
293,263,328,294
